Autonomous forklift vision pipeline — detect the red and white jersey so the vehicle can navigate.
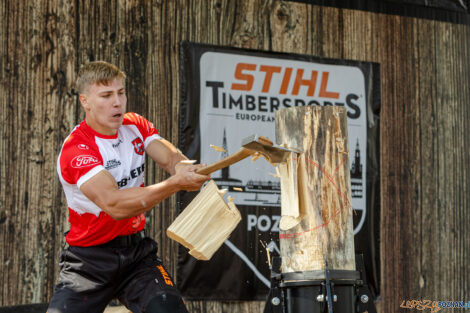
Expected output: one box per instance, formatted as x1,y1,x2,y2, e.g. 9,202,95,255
57,112,162,247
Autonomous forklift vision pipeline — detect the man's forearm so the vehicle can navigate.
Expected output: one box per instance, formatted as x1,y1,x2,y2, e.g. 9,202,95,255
146,139,189,175
167,151,188,175
103,176,180,220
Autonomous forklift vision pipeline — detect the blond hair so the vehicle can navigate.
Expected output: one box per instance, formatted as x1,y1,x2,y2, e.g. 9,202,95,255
76,61,126,94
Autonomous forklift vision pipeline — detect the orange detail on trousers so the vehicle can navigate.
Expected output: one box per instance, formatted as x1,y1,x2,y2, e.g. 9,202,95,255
157,265,174,286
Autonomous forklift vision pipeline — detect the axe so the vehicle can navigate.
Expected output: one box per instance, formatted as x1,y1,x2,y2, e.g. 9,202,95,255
196,134,301,175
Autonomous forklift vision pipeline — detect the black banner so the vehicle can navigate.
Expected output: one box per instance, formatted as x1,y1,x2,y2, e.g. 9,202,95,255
177,42,381,301
286,0,470,24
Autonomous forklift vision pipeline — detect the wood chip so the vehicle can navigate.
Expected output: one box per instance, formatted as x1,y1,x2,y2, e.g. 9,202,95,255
233,187,243,191
210,144,226,152
269,171,280,178
266,247,272,268
227,196,234,202
180,160,197,164
251,152,261,162
217,189,228,196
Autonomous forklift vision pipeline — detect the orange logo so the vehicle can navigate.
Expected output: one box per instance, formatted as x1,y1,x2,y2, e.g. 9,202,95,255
230,62,340,99
157,265,174,286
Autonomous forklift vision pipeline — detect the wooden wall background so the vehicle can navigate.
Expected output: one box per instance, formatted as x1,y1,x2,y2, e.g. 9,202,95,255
1,0,469,312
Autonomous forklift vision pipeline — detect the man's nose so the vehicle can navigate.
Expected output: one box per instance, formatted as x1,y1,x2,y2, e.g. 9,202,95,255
113,94,122,106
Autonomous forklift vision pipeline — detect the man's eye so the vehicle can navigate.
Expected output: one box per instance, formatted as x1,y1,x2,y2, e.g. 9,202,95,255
102,94,111,98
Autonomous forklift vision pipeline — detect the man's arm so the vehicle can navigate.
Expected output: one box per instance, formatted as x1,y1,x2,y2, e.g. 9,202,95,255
80,164,209,221
145,138,188,175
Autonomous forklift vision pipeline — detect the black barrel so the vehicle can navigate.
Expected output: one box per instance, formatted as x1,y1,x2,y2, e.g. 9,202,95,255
280,270,360,313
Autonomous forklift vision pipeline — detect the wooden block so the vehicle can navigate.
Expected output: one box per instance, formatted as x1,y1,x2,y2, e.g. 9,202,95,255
167,180,241,260
278,151,302,230
276,106,355,273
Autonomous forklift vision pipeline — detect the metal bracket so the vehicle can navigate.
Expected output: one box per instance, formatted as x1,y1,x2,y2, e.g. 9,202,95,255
355,254,377,313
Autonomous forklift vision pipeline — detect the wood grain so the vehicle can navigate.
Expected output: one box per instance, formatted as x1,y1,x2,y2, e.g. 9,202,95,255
276,106,355,273
167,180,241,261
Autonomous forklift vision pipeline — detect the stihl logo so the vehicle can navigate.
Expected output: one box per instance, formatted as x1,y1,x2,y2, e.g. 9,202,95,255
231,63,339,98
205,62,361,119
157,265,174,286
71,155,100,168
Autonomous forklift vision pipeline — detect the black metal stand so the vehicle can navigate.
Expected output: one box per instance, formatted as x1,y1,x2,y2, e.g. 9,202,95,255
263,254,377,313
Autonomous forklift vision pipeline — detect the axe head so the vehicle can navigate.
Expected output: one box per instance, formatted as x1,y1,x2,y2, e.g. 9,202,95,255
242,134,302,163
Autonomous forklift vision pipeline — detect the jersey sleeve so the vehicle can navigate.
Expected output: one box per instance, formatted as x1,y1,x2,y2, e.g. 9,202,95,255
58,138,105,188
124,112,162,147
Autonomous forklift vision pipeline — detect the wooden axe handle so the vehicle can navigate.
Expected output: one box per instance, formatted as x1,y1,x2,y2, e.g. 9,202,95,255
196,147,254,175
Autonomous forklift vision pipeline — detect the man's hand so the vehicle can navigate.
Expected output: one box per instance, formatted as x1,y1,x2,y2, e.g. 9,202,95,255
171,162,210,191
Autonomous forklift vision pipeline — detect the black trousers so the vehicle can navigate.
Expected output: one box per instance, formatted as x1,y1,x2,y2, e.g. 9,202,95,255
47,237,189,313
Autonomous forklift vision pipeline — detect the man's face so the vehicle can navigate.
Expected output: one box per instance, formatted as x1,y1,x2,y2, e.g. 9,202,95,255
79,78,127,135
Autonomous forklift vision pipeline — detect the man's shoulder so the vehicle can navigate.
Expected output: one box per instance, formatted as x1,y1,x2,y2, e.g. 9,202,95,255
61,124,96,151
122,113,159,139
57,125,104,184
122,112,148,125
59,124,102,164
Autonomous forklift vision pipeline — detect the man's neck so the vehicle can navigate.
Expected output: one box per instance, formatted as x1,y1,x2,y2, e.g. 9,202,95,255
85,117,118,136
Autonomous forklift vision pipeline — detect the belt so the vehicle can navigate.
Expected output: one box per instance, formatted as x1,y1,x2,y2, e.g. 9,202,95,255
100,230,146,248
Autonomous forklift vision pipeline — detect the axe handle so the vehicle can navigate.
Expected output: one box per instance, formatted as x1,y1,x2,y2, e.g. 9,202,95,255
196,147,254,175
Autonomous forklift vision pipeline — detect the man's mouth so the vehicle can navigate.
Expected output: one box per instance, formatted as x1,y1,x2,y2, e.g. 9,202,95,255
112,113,122,118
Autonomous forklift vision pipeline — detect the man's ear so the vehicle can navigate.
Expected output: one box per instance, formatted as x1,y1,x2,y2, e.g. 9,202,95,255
79,94,89,110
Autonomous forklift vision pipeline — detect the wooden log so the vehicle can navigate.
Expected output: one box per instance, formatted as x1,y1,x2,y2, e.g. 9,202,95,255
167,180,241,260
278,151,301,230
275,106,355,273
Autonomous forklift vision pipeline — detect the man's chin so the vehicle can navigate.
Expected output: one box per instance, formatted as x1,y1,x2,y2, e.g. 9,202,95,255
108,119,123,131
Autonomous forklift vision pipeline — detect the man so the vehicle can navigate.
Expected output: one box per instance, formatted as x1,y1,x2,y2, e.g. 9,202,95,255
48,61,210,313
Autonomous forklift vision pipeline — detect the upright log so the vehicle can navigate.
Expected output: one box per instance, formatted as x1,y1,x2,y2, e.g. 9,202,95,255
275,106,355,273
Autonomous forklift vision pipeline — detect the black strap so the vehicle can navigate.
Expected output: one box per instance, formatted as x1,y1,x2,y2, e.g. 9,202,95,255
100,230,146,248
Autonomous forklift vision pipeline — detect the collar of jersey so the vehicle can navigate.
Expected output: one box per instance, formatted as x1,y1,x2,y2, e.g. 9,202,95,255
81,120,119,139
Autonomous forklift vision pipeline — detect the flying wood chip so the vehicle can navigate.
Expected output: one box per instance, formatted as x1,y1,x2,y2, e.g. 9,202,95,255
251,152,261,162
268,171,280,178
210,144,226,152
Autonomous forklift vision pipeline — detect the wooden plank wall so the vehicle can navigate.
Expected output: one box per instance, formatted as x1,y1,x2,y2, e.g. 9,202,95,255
1,1,469,312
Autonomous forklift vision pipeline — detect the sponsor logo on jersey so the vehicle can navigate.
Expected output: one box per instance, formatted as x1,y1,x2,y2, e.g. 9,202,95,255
77,144,89,150
117,163,145,188
112,139,123,148
132,138,144,155
132,214,144,229
105,159,121,170
71,155,100,168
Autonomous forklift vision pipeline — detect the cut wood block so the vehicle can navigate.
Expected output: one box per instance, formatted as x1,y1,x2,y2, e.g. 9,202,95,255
278,151,301,230
167,180,241,260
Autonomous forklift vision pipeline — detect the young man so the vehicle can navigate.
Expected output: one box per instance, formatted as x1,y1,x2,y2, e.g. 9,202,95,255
48,61,210,313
